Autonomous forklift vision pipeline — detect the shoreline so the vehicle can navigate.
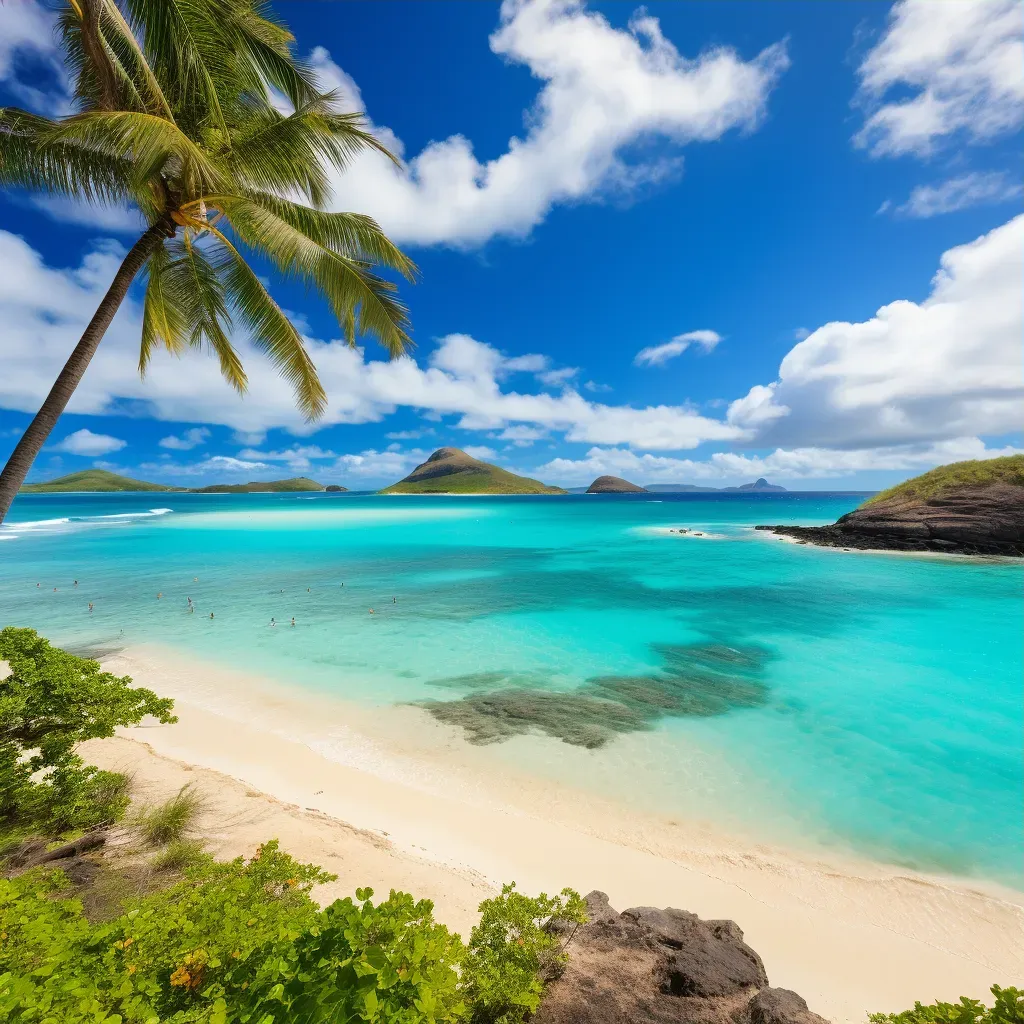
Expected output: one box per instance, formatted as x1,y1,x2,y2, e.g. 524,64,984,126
83,643,1024,1023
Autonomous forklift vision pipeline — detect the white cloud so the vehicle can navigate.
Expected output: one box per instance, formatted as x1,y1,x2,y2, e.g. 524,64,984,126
314,1,787,246
583,380,612,393
793,328,810,341
53,428,126,456
0,0,68,113
890,171,1023,218
235,444,337,472
536,366,579,388
385,429,432,441
729,214,1024,448
333,448,428,480
138,455,271,476
634,329,722,367
158,427,211,451
497,425,548,446
29,197,144,234
537,438,1022,486
0,235,742,450
463,445,498,461
854,0,1024,157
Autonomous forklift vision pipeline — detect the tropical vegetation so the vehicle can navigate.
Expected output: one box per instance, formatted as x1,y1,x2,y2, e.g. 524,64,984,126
869,986,1024,1024
864,455,1024,507
0,629,588,1022
0,0,416,524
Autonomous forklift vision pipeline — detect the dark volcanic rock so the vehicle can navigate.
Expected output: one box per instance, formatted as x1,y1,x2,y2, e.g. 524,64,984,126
324,484,347,493
534,892,829,1024
757,483,1024,557
587,475,647,493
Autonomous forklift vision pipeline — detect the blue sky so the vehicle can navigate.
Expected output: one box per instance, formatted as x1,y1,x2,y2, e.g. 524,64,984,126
0,0,1020,489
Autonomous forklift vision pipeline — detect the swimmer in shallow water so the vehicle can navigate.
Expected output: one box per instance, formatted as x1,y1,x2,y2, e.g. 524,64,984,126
210,612,214,619
88,602,93,613
291,617,295,627
270,617,276,627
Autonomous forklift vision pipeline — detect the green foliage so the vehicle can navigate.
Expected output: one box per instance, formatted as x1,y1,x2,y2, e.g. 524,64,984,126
132,785,204,846
0,842,586,1024
0,627,175,846
868,986,1024,1024
864,455,1024,507
462,883,588,1024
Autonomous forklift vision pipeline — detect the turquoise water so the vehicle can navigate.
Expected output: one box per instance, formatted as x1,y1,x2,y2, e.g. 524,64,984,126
2,491,1021,885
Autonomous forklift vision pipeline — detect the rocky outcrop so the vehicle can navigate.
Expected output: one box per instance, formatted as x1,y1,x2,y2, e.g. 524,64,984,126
587,475,647,493
324,484,347,493
757,483,1024,556
535,891,829,1024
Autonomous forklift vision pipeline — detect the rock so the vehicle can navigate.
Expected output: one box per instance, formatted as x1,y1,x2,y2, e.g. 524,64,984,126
534,892,828,1024
324,484,347,493
587,475,648,493
742,988,831,1024
757,483,1024,557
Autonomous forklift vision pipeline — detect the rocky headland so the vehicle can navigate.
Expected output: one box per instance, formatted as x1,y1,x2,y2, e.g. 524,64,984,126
536,891,829,1024
756,456,1024,557
587,475,647,493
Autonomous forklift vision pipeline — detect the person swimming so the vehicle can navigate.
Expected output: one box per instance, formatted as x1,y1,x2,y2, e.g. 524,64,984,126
369,608,375,614
209,612,214,619
270,617,276,627
157,592,162,599
88,602,93,613
74,580,79,587
290,617,295,627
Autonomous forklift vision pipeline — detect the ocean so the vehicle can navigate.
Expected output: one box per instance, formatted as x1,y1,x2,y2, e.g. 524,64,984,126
1,490,1021,886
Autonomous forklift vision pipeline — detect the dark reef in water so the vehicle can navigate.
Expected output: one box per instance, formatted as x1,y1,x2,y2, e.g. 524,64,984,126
419,642,772,748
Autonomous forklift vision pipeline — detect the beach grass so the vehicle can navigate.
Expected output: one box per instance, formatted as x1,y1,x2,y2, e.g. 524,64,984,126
863,455,1024,506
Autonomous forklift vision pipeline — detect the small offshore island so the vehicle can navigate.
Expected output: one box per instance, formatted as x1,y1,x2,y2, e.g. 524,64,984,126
757,456,1024,556
20,469,342,494
380,447,566,494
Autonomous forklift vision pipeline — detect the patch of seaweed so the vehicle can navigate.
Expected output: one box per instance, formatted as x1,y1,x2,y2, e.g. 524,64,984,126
419,641,773,748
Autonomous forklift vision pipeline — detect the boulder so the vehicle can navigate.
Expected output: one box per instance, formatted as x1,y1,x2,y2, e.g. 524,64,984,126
534,891,829,1024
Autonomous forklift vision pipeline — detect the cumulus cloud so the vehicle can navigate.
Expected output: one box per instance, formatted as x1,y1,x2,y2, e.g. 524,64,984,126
634,329,722,367
138,455,270,476
0,233,742,449
312,0,787,246
537,438,1023,486
236,444,337,472
889,171,1023,218
333,447,428,479
0,0,68,113
53,428,126,456
158,427,210,451
854,0,1024,157
729,214,1024,448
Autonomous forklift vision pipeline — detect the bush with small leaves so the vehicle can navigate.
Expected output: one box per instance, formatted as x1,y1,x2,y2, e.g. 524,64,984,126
869,986,1024,1024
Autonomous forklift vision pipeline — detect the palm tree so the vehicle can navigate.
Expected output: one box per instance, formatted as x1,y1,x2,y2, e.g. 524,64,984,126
0,0,415,524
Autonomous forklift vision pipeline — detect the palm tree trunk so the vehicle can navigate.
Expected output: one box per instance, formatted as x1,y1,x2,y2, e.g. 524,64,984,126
0,220,172,525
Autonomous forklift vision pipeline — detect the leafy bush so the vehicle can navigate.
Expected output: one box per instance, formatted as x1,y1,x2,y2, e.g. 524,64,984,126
462,883,588,1024
133,785,205,846
0,627,175,847
0,842,586,1023
869,986,1024,1024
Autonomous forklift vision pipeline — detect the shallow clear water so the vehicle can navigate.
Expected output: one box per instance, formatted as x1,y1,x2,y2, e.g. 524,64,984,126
2,491,1021,885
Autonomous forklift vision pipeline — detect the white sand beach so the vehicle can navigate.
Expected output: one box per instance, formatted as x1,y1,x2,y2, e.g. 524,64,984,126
83,644,1024,1024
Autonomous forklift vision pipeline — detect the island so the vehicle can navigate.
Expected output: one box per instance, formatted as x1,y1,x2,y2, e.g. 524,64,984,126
756,456,1024,556
644,479,787,493
20,470,331,494
379,447,565,494
586,475,647,493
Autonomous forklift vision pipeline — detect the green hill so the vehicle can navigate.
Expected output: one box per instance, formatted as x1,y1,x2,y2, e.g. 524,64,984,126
191,477,324,493
21,470,177,493
863,455,1024,507
380,448,565,495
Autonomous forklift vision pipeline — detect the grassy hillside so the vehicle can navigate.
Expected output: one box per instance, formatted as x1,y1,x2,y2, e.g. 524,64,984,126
21,470,177,493
191,477,324,493
381,448,565,494
864,455,1024,506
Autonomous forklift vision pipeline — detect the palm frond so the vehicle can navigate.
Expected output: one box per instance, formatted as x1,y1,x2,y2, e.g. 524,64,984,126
211,193,413,358
205,225,326,419
140,239,189,374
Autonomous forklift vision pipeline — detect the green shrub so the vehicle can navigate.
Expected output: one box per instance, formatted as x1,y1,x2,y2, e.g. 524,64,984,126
869,986,1024,1024
0,627,175,847
0,841,586,1023
462,883,588,1024
132,785,205,846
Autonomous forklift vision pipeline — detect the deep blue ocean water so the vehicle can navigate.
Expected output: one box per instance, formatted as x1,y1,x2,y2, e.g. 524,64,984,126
2,490,1021,885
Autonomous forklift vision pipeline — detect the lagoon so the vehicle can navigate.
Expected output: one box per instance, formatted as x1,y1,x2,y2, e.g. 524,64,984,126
1,489,1021,886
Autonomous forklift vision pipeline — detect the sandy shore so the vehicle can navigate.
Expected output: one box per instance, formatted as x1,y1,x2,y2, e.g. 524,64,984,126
82,644,1024,1023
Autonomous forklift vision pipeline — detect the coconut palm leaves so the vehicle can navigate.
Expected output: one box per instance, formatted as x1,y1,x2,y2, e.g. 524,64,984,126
0,0,416,523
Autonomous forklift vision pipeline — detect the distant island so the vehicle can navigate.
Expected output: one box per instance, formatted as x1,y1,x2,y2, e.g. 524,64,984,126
756,456,1024,556
380,447,565,494
587,475,647,493
643,478,787,493
20,470,341,494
